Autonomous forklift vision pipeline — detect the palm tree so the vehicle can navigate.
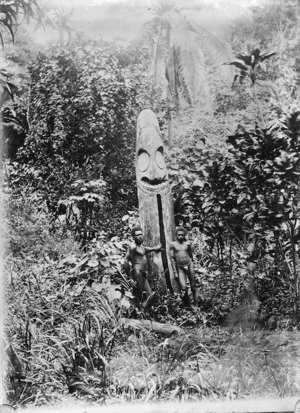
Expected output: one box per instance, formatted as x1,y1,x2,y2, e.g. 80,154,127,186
141,0,233,145
0,0,43,47
0,0,73,48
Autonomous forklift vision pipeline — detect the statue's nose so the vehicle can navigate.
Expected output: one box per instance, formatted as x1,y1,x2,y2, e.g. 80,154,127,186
147,158,165,181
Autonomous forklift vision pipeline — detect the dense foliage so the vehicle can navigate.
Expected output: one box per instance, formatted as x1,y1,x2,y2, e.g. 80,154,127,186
3,0,300,408
8,36,162,243
169,111,300,323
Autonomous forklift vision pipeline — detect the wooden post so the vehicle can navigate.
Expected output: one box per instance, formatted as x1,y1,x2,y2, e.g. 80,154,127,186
136,109,178,293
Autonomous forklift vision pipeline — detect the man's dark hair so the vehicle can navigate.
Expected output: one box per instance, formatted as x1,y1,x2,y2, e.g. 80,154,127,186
131,225,142,237
176,226,187,235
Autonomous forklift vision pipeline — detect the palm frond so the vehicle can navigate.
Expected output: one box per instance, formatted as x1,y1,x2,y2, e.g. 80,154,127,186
167,12,208,104
260,51,276,62
180,46,209,105
235,53,252,65
142,2,233,108
223,61,248,71
140,17,160,44
186,19,234,81
0,0,44,45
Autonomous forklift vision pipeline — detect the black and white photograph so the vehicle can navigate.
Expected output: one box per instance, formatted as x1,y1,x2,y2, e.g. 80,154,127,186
1,0,300,412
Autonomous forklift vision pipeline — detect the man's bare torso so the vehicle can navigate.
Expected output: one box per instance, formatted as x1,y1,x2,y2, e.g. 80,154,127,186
171,241,191,266
130,243,148,271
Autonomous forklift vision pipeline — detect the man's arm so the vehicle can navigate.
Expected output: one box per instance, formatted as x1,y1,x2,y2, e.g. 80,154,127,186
145,243,162,253
169,243,178,278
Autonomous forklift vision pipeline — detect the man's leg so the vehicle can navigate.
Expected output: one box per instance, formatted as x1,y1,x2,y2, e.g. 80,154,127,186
188,262,198,305
178,267,190,305
134,269,145,301
178,267,187,291
143,278,152,297
142,273,156,309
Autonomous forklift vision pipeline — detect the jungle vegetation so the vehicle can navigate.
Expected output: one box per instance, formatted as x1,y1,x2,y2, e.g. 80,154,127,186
2,0,300,408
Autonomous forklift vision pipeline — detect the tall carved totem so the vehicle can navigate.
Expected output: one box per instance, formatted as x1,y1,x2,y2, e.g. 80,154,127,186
136,109,178,293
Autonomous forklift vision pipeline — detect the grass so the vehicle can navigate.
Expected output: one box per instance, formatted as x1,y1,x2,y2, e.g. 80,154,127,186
98,327,300,404
6,253,300,407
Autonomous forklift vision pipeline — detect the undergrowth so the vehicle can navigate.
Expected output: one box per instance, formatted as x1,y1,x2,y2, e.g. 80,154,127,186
4,189,300,408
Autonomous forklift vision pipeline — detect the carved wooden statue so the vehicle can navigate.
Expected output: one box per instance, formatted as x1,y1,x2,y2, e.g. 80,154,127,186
136,109,178,293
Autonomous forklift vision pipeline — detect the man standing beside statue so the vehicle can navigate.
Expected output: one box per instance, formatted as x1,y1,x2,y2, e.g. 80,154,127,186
170,226,199,306
124,225,199,308
123,225,162,309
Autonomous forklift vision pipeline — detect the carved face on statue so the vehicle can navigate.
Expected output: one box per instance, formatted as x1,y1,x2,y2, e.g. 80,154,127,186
136,109,177,293
136,110,168,190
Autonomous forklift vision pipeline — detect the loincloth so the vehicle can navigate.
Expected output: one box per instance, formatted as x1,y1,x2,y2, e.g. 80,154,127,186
133,268,148,280
177,261,191,271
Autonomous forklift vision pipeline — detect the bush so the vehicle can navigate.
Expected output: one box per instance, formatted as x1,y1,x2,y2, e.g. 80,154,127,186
169,111,300,323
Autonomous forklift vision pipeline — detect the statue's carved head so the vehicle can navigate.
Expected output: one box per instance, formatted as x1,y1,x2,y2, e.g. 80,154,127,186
136,109,168,188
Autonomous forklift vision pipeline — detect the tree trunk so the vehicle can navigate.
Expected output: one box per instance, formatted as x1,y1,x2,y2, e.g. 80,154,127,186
291,226,299,325
167,106,174,147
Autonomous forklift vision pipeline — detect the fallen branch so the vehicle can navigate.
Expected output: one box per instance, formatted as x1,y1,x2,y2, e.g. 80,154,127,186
119,318,184,336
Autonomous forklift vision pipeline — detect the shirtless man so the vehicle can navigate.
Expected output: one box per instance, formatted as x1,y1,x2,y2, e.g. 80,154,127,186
123,226,162,308
170,226,198,305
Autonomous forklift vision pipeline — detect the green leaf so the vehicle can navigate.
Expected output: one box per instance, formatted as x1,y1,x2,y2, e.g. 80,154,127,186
120,297,131,309
100,258,110,267
237,194,246,204
87,259,99,267
223,61,248,71
91,282,102,292
107,285,122,301
192,179,202,187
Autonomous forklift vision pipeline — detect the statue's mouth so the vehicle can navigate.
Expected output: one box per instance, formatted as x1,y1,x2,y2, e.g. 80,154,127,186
141,176,168,187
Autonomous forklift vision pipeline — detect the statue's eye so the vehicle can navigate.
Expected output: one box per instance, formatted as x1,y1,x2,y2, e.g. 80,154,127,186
138,151,150,172
155,149,165,169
